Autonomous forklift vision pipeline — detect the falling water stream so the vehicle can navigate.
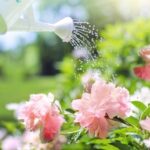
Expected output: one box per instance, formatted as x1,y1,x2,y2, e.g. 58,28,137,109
70,19,99,50
69,19,101,77
69,19,117,82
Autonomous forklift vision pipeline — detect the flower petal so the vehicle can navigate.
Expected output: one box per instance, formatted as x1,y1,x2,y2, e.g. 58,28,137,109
134,64,150,81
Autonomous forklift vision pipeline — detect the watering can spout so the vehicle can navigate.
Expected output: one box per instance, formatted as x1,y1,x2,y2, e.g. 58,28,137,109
9,17,74,42
9,19,55,32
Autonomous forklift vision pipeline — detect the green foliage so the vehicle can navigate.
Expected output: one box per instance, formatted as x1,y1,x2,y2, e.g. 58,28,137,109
131,100,150,120
141,107,150,120
126,116,139,127
97,19,150,92
2,19,150,150
132,101,147,112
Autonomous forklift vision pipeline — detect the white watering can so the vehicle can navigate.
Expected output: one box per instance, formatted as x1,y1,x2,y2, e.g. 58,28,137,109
0,0,74,42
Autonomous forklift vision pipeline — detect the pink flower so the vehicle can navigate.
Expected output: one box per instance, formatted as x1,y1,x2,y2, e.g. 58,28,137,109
140,117,150,132
134,47,150,81
134,64,150,81
2,136,22,150
72,79,130,138
18,93,64,142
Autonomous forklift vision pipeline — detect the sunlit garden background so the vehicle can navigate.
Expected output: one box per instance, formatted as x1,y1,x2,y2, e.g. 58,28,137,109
1,0,150,149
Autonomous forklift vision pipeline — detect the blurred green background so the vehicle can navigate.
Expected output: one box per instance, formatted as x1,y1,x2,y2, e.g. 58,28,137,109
1,0,150,122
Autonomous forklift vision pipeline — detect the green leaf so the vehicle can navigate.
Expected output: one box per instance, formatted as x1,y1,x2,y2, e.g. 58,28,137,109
125,116,139,127
68,128,85,144
132,101,147,112
113,126,139,135
94,144,120,150
141,106,150,120
88,139,111,145
72,128,84,142
1,121,18,133
61,126,80,135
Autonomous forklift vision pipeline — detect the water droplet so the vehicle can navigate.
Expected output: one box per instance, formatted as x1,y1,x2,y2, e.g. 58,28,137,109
70,19,103,76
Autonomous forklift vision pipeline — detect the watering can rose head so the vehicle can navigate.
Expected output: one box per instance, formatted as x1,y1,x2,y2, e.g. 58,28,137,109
53,17,74,42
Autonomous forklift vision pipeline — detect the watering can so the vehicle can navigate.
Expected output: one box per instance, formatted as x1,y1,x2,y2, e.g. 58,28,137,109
0,0,74,42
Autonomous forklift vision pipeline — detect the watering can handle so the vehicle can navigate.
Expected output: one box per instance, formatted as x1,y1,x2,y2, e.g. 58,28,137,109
0,0,35,34
0,15,7,34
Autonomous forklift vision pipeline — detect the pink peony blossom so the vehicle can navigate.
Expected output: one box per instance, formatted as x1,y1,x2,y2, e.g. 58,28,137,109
134,64,150,81
134,47,150,81
72,79,130,138
18,93,64,142
140,117,150,132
